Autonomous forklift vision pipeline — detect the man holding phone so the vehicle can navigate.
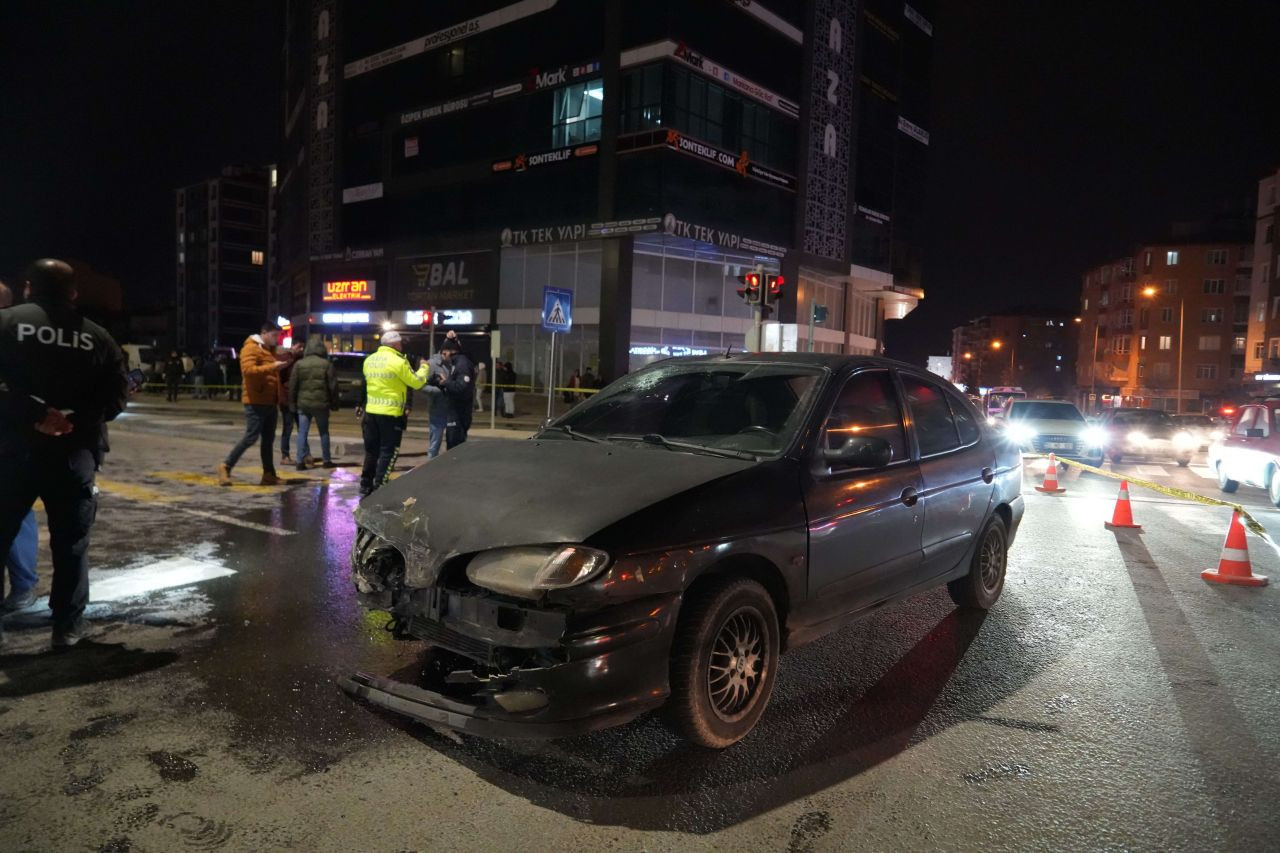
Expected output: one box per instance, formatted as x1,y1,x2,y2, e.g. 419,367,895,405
0,260,128,648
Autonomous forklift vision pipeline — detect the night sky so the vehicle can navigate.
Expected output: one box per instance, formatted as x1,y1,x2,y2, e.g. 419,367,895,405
3,2,1278,362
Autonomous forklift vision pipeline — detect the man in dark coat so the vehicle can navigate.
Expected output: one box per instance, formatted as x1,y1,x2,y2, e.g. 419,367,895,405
163,350,184,402
288,337,339,469
429,337,476,448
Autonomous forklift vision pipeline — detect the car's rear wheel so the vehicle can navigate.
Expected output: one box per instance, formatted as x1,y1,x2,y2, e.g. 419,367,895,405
948,515,1008,610
666,577,780,749
1111,451,1124,464
1267,468,1280,507
1177,455,1191,468
1217,461,1239,493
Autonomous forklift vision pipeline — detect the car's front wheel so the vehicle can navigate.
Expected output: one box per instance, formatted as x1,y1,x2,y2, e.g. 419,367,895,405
1176,455,1192,467
1217,461,1239,493
1267,468,1280,507
667,577,780,749
948,515,1008,610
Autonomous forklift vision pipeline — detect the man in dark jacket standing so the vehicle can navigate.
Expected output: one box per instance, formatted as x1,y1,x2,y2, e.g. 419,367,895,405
288,337,339,469
163,350,184,401
0,259,128,648
430,337,476,448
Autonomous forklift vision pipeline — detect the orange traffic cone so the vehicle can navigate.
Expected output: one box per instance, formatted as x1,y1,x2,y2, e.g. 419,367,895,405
1104,480,1142,530
1201,511,1269,587
1035,453,1067,494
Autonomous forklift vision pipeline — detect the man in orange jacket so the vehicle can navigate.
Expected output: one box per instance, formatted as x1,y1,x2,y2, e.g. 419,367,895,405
218,321,287,486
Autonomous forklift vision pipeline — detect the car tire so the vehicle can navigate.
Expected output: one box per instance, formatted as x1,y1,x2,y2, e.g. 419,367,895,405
1111,452,1123,464
1217,461,1239,493
1177,456,1191,468
948,514,1008,611
1268,468,1280,508
666,577,780,749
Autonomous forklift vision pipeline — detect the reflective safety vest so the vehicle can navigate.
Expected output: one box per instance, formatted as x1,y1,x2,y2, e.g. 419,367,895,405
362,346,429,416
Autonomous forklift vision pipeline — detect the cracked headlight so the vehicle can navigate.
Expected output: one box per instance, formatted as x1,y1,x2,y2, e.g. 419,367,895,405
466,545,611,599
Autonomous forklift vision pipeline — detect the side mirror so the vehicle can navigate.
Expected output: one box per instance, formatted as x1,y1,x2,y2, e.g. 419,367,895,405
823,435,893,469
1246,428,1265,438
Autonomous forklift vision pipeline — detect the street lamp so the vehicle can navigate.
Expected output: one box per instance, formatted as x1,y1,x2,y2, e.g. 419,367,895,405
1141,285,1185,412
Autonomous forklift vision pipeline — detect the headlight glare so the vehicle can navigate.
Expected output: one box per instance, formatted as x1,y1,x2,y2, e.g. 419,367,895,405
466,545,611,599
1081,426,1107,447
1174,431,1197,448
1127,430,1149,446
1006,422,1037,444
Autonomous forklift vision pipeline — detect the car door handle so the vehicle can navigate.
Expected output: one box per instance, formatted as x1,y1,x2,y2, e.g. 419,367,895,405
981,467,994,484
900,487,918,507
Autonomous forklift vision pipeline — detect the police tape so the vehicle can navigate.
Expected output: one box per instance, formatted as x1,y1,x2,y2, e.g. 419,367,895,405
1025,452,1274,543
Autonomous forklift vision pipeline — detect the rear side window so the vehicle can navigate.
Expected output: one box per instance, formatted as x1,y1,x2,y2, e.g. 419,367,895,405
824,370,908,463
948,392,981,444
901,374,961,456
1235,408,1258,436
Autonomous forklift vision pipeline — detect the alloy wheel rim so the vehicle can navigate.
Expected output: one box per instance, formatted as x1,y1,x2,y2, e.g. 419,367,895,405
979,529,1005,590
707,607,767,722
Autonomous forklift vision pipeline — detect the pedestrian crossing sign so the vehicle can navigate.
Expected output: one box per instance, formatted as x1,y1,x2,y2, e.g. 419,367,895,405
542,286,573,333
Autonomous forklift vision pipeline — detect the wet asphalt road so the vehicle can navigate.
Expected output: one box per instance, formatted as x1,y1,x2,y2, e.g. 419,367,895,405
1,407,1278,852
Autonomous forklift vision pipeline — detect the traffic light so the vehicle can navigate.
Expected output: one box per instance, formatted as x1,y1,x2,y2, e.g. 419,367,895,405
736,271,762,304
765,273,785,301
420,310,433,328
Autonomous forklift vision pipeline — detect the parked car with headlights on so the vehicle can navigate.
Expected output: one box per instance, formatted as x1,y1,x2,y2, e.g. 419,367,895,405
341,355,1024,748
1094,407,1196,466
1208,400,1280,505
998,399,1104,464
1172,413,1225,451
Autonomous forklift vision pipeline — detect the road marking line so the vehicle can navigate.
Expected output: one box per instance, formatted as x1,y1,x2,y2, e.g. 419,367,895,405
175,508,296,536
90,557,237,601
1190,465,1216,480
97,478,181,503
97,478,296,536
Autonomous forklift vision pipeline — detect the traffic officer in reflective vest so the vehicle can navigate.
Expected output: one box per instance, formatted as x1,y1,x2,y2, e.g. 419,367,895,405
0,259,127,648
359,330,429,497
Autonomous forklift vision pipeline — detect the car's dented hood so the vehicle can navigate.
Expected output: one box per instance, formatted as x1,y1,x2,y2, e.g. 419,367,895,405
354,438,755,587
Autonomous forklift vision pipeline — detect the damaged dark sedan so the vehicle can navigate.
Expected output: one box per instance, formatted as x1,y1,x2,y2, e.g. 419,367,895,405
342,354,1023,748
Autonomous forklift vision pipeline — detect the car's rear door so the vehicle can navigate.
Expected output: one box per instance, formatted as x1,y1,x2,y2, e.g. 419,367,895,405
897,371,997,580
1222,406,1265,486
803,369,923,618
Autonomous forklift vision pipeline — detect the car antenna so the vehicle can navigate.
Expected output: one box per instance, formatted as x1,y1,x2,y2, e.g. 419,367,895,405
724,343,734,358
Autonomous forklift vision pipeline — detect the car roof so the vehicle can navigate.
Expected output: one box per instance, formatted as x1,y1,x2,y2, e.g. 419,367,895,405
667,352,936,375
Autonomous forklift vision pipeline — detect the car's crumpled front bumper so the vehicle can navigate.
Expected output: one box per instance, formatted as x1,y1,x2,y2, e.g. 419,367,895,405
340,582,680,738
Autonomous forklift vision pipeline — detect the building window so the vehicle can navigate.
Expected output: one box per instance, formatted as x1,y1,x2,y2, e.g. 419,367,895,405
1160,307,1174,323
1203,279,1226,294
1100,290,1110,307
1197,335,1220,350
1255,341,1267,359
1144,251,1153,271
620,63,663,133
1260,302,1269,323
1166,250,1179,265
1233,335,1246,353
1159,335,1172,350
1196,364,1217,379
1140,335,1147,350
1271,338,1280,360
1118,309,1134,327
1153,362,1171,379
1266,222,1275,244
1101,267,1111,284
1236,276,1252,294
1119,283,1132,301
1137,363,1145,378
1207,248,1228,265
251,250,264,266
551,80,604,147
1164,279,1178,295
1234,302,1249,323
1082,297,1089,310
1113,335,1131,354
1201,308,1223,324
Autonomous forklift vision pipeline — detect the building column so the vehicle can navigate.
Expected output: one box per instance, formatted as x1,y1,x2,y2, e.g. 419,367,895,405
598,237,633,383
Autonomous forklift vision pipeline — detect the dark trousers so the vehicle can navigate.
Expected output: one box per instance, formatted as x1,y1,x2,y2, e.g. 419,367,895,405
166,377,180,401
225,404,278,474
446,407,473,449
279,405,296,457
361,414,406,493
0,446,97,628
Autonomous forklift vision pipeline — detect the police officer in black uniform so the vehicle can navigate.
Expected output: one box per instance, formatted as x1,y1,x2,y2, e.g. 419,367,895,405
430,337,476,448
0,259,127,648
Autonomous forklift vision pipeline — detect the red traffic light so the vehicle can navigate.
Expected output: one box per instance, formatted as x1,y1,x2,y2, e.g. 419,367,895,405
736,272,762,303
767,274,785,297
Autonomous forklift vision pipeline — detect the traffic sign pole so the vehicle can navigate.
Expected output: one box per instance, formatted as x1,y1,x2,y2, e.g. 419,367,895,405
545,332,557,423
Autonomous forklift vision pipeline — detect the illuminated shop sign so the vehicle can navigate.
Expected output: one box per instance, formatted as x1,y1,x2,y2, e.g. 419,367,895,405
617,129,797,191
397,59,600,128
492,142,598,174
629,345,710,357
320,312,371,324
499,217,662,246
405,310,474,326
619,40,799,118
323,279,376,301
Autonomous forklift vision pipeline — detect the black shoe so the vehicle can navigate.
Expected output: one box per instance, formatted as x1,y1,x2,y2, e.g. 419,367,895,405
2,587,37,613
323,461,339,469
52,618,93,648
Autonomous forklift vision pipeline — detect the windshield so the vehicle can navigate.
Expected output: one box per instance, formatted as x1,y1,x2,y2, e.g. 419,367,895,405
1112,410,1173,428
986,392,1025,411
551,362,825,456
1008,401,1084,422
1174,415,1212,426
